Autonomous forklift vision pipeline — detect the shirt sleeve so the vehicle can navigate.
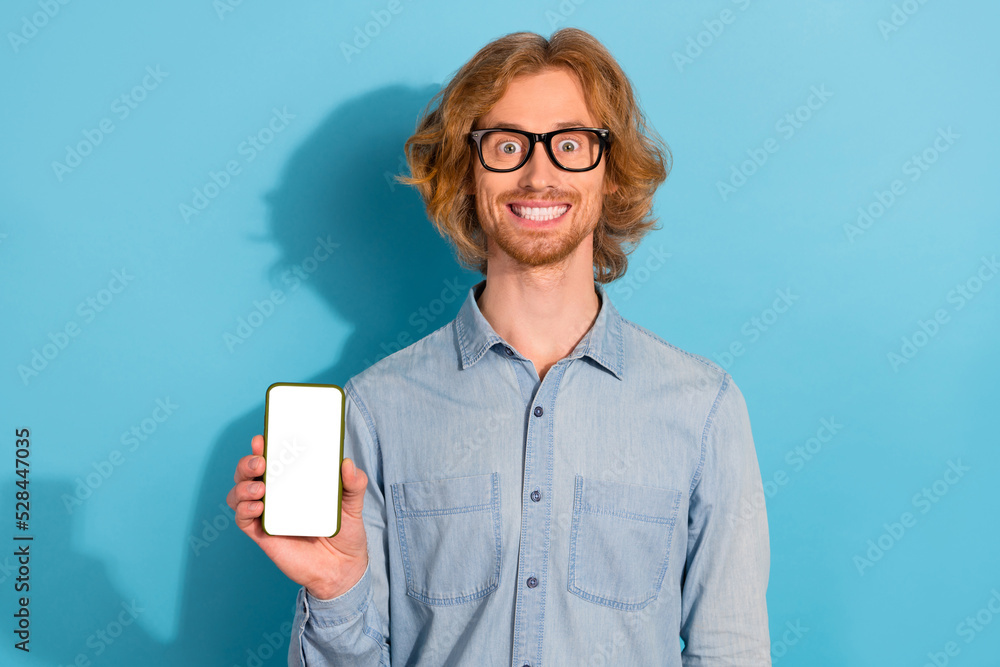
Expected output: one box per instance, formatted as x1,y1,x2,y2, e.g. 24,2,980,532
680,375,771,666
287,382,391,666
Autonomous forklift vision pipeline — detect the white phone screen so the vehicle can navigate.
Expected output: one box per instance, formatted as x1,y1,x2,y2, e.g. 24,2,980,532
262,383,344,537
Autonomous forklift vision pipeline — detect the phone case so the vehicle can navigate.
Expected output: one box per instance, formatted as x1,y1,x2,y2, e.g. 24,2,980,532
261,382,345,537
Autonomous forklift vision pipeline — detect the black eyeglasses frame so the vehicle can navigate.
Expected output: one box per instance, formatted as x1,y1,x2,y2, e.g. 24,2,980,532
467,127,612,173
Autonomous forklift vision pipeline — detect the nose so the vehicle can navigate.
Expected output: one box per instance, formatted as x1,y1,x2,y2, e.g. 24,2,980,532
517,140,561,189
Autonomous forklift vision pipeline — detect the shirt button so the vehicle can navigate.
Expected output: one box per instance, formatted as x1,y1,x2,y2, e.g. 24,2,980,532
530,489,541,502
533,406,543,417
504,346,514,356
526,576,538,588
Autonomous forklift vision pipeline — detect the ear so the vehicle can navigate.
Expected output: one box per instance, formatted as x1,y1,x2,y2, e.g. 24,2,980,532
604,176,619,195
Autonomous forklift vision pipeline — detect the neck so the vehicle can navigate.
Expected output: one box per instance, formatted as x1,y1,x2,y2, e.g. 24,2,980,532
476,250,601,381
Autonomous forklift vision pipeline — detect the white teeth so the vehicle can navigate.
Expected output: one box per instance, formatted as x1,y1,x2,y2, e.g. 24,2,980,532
511,204,569,221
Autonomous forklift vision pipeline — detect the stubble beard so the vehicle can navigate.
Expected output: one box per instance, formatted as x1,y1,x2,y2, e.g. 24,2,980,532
477,191,601,269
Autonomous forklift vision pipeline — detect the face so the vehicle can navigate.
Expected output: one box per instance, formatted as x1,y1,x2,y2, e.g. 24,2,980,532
469,66,616,271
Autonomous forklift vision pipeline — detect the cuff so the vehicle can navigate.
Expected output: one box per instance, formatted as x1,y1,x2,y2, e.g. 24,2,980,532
300,562,373,625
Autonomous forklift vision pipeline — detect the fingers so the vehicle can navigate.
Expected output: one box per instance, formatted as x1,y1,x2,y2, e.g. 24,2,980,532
233,435,266,484
340,458,368,520
231,478,266,527
229,434,266,513
342,458,367,490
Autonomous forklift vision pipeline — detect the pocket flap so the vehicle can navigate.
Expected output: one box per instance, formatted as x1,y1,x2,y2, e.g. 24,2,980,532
393,472,497,516
576,475,681,525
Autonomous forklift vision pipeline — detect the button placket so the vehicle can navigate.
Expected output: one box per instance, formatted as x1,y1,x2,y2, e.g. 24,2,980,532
512,362,561,666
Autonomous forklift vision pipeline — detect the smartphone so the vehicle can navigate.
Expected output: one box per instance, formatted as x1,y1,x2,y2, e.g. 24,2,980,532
261,382,345,537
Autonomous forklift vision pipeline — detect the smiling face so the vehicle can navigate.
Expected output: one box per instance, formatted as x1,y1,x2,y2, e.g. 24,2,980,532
470,66,616,272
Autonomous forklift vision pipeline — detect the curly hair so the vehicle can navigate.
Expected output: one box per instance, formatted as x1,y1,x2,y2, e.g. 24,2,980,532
395,28,670,283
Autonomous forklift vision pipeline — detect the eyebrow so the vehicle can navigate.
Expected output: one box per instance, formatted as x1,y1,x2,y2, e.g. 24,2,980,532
484,120,592,131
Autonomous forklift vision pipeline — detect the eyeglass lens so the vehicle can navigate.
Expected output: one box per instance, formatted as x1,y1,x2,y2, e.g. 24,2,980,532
480,130,601,170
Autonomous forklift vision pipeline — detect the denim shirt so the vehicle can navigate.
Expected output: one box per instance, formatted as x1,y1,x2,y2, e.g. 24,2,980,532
288,279,771,666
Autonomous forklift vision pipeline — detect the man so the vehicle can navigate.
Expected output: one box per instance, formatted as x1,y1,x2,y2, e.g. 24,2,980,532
228,28,771,666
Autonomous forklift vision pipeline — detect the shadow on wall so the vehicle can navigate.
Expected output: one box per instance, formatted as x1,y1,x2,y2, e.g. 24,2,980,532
34,85,483,665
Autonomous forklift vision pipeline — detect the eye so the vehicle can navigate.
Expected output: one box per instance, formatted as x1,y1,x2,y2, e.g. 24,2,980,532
499,141,521,154
557,139,581,153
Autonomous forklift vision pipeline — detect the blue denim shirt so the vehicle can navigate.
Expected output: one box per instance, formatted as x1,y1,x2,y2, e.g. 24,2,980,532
288,279,771,666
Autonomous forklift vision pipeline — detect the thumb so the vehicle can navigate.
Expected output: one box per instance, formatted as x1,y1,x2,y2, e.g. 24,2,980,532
341,458,367,518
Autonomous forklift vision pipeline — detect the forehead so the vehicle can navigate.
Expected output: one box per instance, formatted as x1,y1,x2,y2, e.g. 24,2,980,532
480,66,598,130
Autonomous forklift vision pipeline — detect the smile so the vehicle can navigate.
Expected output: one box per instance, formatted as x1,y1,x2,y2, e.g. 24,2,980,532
508,203,570,222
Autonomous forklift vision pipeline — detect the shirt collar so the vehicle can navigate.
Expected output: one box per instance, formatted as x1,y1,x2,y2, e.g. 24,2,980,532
455,279,624,381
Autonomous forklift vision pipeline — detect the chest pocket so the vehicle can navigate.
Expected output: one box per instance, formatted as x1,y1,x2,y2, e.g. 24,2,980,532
391,472,502,606
567,474,683,611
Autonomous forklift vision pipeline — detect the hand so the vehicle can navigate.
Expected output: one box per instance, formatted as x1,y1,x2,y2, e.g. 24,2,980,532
226,434,370,599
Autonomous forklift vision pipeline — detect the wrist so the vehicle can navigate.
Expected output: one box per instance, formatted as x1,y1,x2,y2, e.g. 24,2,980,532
305,560,369,601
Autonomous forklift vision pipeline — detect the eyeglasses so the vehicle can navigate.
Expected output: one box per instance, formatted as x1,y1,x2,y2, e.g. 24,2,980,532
468,127,611,173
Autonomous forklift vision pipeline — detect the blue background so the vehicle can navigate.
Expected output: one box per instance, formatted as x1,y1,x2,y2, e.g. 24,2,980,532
3,1,999,665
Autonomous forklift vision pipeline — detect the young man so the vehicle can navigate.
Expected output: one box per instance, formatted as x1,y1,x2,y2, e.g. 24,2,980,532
228,28,771,666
